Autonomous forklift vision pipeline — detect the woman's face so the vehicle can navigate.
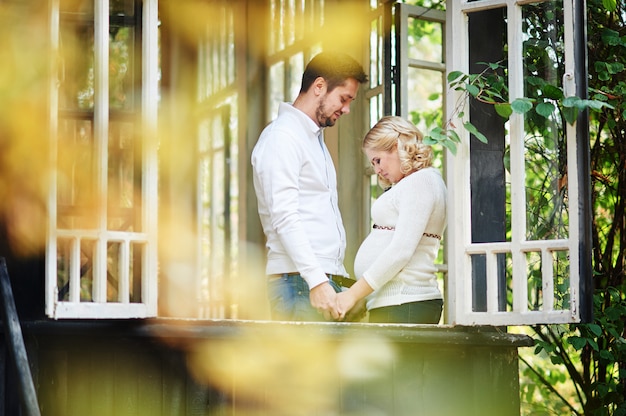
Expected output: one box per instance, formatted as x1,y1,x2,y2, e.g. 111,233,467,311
365,146,404,184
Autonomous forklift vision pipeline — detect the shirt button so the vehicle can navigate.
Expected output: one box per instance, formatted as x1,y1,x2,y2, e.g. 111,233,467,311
298,291,302,295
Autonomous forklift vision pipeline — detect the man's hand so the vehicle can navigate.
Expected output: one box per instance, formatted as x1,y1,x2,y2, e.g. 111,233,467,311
309,281,340,320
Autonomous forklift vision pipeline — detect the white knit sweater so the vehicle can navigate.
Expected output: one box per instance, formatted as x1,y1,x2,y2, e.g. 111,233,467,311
354,167,447,310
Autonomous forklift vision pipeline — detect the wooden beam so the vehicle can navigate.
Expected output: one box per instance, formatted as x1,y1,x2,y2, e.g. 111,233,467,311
0,258,41,416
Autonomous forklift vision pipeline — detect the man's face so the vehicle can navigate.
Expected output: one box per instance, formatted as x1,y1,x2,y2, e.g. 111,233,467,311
315,78,360,127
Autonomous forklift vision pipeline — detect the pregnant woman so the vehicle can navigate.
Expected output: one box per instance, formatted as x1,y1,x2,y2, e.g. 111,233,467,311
338,116,447,324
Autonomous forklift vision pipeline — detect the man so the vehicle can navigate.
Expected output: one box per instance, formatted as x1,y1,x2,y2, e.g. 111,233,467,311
251,51,368,321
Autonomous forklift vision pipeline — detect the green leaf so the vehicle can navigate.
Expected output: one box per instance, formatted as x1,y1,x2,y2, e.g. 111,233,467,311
550,355,564,365
536,102,555,118
447,71,465,83
447,129,461,143
602,0,617,12
588,323,603,336
466,84,480,97
445,140,457,155
598,383,610,398
564,96,614,112
511,98,533,114
594,61,608,72
562,96,581,108
599,350,614,360
426,128,446,141
607,61,624,74
601,28,620,45
591,92,608,101
542,84,564,100
568,336,587,350
463,121,488,143
526,76,545,87
494,103,512,118
586,99,615,111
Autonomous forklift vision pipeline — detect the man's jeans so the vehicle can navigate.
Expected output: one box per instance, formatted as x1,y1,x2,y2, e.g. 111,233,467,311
267,273,341,321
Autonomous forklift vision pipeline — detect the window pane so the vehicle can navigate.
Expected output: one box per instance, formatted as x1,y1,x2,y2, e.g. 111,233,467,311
522,1,569,241
60,23,95,111
289,53,304,102
57,118,97,229
110,0,135,17
407,66,442,136
553,249,571,310
268,61,285,118
407,17,442,63
526,251,543,311
56,238,96,302
105,240,143,303
109,25,135,110
107,122,139,231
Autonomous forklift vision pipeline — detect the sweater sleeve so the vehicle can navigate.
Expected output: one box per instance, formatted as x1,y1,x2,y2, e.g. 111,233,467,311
361,170,439,291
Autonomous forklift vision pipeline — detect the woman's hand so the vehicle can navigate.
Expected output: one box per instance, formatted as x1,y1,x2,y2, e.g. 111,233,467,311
344,298,367,322
336,290,358,320
336,278,374,321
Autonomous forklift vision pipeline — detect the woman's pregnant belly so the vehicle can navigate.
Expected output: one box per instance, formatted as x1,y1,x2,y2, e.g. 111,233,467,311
353,230,394,278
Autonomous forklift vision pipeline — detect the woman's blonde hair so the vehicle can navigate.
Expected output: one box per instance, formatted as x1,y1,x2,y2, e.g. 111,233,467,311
362,115,433,188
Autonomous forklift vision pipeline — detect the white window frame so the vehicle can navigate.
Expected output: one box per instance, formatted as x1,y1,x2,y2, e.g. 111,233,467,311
445,0,584,325
46,0,159,319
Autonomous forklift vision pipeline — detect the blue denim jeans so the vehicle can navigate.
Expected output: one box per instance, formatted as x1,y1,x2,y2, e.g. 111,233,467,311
267,273,341,321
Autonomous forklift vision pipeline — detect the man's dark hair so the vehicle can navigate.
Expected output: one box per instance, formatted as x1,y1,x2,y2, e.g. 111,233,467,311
300,52,368,93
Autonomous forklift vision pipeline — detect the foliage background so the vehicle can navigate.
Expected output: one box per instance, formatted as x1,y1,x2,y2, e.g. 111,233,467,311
518,0,625,415
406,0,624,413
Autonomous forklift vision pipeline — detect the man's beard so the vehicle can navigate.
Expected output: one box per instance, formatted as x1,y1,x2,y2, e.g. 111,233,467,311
316,100,336,127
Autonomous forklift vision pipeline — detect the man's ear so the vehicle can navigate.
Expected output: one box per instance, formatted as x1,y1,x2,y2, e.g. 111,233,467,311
313,77,326,96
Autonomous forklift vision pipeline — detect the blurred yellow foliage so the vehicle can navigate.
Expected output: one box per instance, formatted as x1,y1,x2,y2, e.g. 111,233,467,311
0,4,51,256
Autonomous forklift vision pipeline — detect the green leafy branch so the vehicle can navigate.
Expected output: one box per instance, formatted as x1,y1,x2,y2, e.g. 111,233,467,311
424,61,614,155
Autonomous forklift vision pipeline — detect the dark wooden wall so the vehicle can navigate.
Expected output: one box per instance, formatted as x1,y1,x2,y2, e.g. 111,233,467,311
6,320,531,416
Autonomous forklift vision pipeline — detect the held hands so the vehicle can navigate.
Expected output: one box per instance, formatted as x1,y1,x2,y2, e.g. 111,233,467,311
336,290,359,321
309,282,341,321
337,278,373,322
310,278,372,322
